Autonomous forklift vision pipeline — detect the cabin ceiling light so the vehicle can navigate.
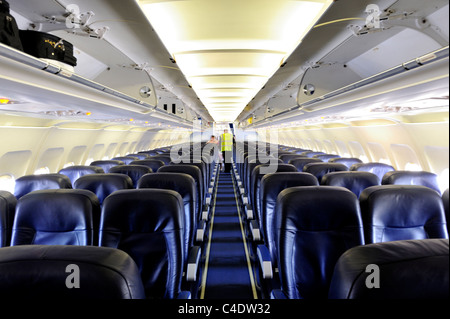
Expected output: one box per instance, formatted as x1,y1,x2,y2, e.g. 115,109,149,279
137,0,333,122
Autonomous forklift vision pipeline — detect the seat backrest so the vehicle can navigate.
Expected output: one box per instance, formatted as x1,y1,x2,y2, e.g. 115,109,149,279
350,163,395,181
111,156,140,165
382,171,441,194
59,165,105,186
328,157,363,169
150,155,173,165
301,151,326,158
0,191,17,247
74,174,134,205
14,174,73,200
90,160,125,173
100,189,185,299
158,165,203,217
444,189,449,234
288,158,322,172
276,186,364,299
130,159,165,173
303,163,348,183
108,165,153,188
251,164,298,224
278,154,308,164
11,189,100,246
329,239,449,299
321,171,380,198
260,173,319,261
313,154,341,162
138,173,196,252
360,185,448,244
247,158,283,199
0,245,146,299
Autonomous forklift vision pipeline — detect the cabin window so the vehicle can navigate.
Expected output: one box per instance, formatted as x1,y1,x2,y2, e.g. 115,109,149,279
85,158,94,166
368,143,391,165
438,169,449,194
63,162,75,168
391,144,421,171
348,141,368,161
0,174,15,193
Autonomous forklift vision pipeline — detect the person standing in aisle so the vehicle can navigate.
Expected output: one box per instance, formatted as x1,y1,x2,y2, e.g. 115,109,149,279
220,129,234,173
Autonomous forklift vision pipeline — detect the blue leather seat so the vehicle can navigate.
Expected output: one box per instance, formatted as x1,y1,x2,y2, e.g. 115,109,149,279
360,185,448,244
111,156,140,165
250,163,298,220
172,160,207,202
74,174,134,205
158,165,203,219
288,158,322,172
278,154,307,164
274,186,364,299
382,171,441,194
313,154,341,162
138,173,197,250
130,159,165,173
14,174,73,200
0,191,16,247
0,245,145,299
350,162,395,182
59,165,105,186
128,153,149,160
328,157,363,169
444,189,449,234
259,173,319,261
90,160,125,173
11,189,100,246
301,151,326,158
99,189,186,299
321,171,380,198
150,155,173,165
109,165,153,188
303,163,348,183
329,239,449,299
246,158,283,200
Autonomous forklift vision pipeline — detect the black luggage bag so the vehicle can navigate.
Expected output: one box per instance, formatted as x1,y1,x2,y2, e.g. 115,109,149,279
0,0,24,51
19,30,77,66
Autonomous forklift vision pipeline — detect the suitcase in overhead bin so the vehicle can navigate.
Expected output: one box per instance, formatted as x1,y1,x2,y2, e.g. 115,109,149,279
19,30,77,67
0,0,24,51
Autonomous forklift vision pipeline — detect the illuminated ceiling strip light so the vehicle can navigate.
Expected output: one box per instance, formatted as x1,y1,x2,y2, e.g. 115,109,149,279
137,0,333,122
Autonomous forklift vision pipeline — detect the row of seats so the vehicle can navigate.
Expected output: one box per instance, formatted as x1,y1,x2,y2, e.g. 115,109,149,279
233,142,449,299
0,145,221,299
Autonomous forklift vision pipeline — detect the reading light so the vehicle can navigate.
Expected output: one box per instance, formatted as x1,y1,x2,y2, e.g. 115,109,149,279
137,0,333,122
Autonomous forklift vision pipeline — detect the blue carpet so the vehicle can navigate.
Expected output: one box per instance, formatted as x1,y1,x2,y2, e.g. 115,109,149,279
201,172,258,299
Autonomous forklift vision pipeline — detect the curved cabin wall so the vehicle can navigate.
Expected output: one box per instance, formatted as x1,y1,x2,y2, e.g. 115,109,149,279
257,112,449,191
0,119,191,189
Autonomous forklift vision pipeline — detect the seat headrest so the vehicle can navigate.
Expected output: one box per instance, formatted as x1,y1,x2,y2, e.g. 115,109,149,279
111,156,140,165
360,185,448,243
350,163,395,180
12,189,100,246
0,191,17,247
321,171,380,197
59,166,105,186
0,245,145,299
108,165,153,187
261,173,319,204
329,239,449,299
74,174,134,204
100,189,184,234
288,158,322,172
328,157,363,168
382,171,441,194
90,161,125,173
130,160,165,172
277,186,362,231
303,163,348,183
14,174,73,199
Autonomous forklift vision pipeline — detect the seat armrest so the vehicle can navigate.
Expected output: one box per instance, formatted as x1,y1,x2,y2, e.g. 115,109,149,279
196,220,207,242
244,204,254,220
257,245,273,279
186,246,202,282
249,220,261,241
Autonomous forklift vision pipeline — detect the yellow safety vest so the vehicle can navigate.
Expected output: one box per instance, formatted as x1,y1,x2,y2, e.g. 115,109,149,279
221,133,233,152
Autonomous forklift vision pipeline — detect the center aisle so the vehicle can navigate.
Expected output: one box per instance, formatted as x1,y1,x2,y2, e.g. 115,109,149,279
200,170,259,299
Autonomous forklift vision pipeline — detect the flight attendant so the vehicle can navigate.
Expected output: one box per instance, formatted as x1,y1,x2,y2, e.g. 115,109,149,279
220,129,234,173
